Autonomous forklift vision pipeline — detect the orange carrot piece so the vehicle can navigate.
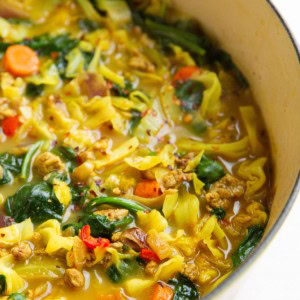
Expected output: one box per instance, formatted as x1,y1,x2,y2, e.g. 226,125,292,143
172,66,200,85
151,283,173,300
3,45,40,77
135,180,161,198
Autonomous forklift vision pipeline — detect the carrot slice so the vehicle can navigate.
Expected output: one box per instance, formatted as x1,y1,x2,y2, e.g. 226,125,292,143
3,45,40,77
151,283,173,300
172,66,200,85
135,180,161,198
2,116,21,137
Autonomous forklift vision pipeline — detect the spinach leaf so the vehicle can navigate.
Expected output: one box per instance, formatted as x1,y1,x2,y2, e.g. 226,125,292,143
8,293,26,300
129,110,142,135
106,259,139,283
79,19,101,32
0,153,24,175
0,167,12,186
111,81,133,97
232,225,264,267
22,34,79,57
169,274,199,300
175,80,204,112
70,184,89,204
196,154,225,184
210,207,226,220
52,145,78,172
25,83,44,98
45,171,71,185
5,182,64,224
64,213,133,238
0,153,24,185
0,275,6,295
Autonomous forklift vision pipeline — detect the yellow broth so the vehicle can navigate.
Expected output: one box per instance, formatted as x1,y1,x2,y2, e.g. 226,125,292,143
0,1,272,299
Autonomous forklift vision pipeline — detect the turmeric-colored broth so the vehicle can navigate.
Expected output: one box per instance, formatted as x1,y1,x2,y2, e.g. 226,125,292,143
0,1,271,299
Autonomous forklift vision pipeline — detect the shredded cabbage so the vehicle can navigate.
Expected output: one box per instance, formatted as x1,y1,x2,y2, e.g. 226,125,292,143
177,137,250,159
237,157,267,198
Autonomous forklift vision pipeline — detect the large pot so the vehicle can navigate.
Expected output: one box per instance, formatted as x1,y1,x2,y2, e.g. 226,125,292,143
173,0,300,298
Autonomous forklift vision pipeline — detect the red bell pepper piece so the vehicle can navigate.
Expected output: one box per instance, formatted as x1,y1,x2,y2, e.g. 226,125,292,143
140,248,160,263
172,66,200,86
2,116,21,137
80,225,110,250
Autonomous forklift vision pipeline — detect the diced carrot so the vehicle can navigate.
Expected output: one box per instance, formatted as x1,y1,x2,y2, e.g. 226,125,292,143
172,66,200,85
2,116,21,137
151,283,173,300
135,180,161,198
3,45,40,77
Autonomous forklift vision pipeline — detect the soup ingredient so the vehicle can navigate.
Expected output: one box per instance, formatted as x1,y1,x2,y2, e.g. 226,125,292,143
232,225,264,267
196,154,225,184
169,273,199,300
106,259,139,283
11,242,32,261
140,249,160,263
0,274,6,295
33,151,64,177
21,141,43,179
8,293,26,300
2,116,21,137
135,181,161,198
0,153,23,185
5,181,64,223
86,197,151,214
80,224,110,250
175,80,204,112
172,66,200,85
64,268,85,288
25,83,44,98
210,207,226,220
151,283,173,300
3,45,39,77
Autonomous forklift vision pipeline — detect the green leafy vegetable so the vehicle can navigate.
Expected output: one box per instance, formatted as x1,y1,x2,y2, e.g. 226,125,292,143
129,110,142,135
86,197,151,214
79,19,101,32
6,18,32,25
0,275,6,295
8,293,26,300
45,171,71,185
169,273,199,300
25,83,44,98
175,80,204,112
22,34,79,56
196,154,225,184
52,145,78,172
111,81,133,97
63,213,133,238
106,259,139,283
0,153,24,185
210,207,226,220
134,14,206,57
21,141,43,180
70,184,89,204
5,181,64,224
232,225,264,267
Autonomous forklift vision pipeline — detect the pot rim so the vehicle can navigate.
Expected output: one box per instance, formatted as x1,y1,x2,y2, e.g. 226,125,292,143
205,1,300,299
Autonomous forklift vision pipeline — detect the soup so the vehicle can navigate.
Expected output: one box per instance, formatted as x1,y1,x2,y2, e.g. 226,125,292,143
0,0,271,299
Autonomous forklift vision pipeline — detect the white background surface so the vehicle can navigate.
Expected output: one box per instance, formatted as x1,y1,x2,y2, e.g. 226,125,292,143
215,1,300,299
